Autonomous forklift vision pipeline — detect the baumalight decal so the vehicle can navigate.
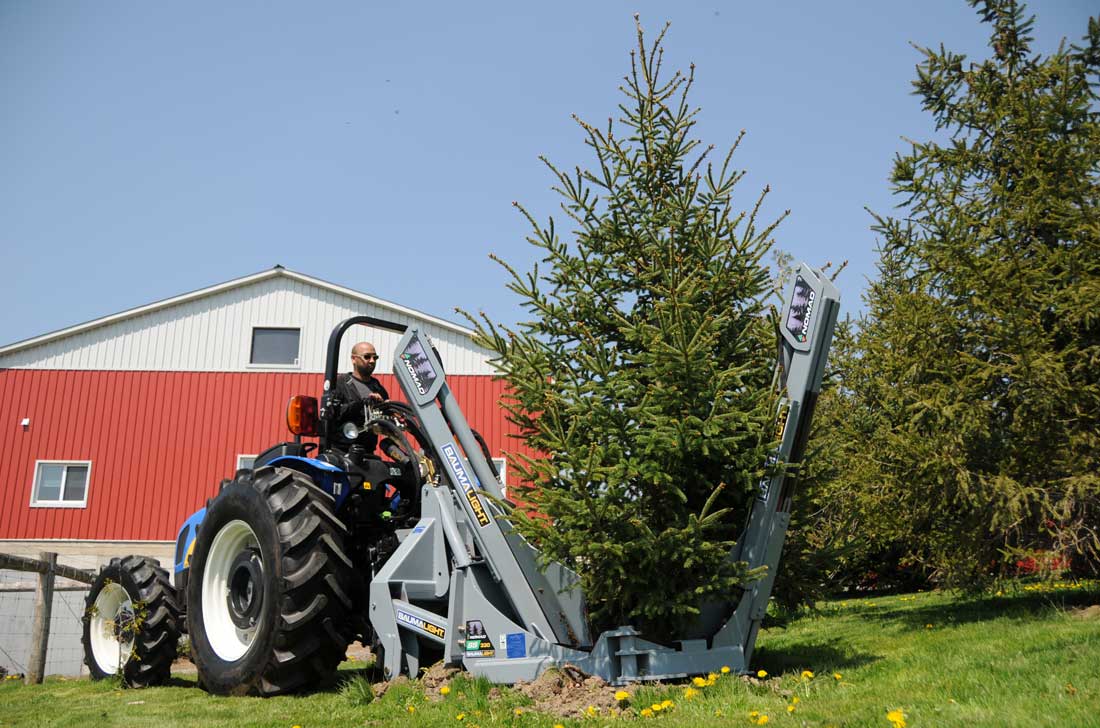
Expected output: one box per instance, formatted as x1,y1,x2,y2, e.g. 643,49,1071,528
396,609,446,639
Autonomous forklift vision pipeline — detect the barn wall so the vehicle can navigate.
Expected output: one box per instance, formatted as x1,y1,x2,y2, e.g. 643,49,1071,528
0,369,528,542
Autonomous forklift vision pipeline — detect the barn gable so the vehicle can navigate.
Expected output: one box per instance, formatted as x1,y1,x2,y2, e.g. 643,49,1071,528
0,267,495,375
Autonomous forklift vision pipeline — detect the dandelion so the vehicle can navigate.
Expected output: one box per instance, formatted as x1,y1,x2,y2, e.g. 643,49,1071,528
801,670,814,680
660,699,674,710
651,703,663,712
750,711,760,719
886,709,907,728
757,669,768,678
787,705,796,713
720,665,731,674
714,709,723,717
456,714,466,722
585,705,598,718
791,696,800,705
692,676,708,688
440,685,451,696
925,624,933,629
406,706,416,714
640,708,654,718
833,673,842,681
757,716,770,725
614,690,631,702
683,687,700,699
554,725,565,728
514,708,523,716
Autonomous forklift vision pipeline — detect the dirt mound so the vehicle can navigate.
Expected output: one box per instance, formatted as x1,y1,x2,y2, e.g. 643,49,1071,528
421,662,463,698
344,642,373,664
1069,604,1100,620
513,665,622,718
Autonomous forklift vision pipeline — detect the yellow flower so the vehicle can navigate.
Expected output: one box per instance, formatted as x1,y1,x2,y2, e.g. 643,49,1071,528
787,705,796,713
925,624,933,629
640,708,654,718
554,725,565,728
886,709,907,728
456,714,466,722
720,665,731,674
714,709,723,717
750,711,760,719
660,699,674,709
513,708,523,716
791,696,800,705
833,672,842,680
651,703,663,712
757,716,770,725
585,705,598,718
440,685,451,696
406,706,416,714
683,687,700,699
692,676,708,688
757,669,768,678
614,690,631,702
801,670,814,680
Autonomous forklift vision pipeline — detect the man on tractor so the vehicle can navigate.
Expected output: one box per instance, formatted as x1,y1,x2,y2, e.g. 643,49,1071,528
335,341,408,508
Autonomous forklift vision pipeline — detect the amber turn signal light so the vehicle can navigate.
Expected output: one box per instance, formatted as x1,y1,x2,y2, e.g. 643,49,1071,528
286,394,319,436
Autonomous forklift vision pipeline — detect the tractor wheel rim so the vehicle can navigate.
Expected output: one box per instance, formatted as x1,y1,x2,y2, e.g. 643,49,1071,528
89,582,135,674
203,519,263,661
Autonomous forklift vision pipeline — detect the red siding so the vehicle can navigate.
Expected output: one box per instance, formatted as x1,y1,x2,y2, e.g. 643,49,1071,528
0,370,531,541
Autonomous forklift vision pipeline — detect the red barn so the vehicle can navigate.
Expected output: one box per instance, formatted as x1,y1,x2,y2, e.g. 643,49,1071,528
0,266,520,570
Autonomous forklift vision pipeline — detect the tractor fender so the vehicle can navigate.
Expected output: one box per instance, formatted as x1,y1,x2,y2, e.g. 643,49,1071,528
264,455,354,509
173,506,207,575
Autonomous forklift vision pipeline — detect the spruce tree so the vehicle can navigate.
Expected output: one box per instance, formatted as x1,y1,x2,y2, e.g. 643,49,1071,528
463,20,782,636
852,0,1100,586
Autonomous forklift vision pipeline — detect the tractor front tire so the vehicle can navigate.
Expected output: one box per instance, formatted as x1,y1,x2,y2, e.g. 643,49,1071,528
186,467,355,696
82,555,182,686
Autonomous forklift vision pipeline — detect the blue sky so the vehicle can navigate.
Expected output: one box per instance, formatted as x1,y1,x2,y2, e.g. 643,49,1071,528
1,1,1094,346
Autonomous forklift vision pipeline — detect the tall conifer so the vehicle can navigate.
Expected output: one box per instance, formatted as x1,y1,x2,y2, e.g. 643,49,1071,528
464,20,781,635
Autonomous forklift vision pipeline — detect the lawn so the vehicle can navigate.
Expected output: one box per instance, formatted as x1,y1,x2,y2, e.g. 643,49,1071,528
0,581,1096,728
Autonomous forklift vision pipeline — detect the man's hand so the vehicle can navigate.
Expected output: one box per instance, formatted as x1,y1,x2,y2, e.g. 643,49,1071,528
368,392,384,403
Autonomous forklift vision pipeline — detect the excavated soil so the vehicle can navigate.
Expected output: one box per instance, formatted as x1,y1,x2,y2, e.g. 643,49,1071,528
1069,604,1100,620
511,665,621,718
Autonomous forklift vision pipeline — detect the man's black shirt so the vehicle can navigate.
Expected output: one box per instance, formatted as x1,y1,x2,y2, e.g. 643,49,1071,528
334,372,389,450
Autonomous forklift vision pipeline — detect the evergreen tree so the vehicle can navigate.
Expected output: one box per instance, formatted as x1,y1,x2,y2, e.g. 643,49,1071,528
463,20,782,636
852,0,1100,586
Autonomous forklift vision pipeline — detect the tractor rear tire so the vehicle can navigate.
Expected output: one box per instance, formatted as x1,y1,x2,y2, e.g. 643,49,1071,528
82,555,182,686
186,466,356,696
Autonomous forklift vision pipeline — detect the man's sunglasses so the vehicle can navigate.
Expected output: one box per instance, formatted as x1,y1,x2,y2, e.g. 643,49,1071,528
355,354,379,361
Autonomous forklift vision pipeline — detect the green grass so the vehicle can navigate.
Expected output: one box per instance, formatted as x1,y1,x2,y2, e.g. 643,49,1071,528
1,581,1096,727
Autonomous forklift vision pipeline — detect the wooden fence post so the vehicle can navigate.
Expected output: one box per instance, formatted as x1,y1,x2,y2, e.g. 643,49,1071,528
25,551,57,685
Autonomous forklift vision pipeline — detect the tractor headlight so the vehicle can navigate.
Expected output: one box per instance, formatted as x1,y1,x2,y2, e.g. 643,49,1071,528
341,421,360,440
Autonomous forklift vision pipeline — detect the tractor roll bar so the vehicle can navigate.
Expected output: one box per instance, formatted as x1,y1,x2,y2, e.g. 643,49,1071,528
323,315,408,388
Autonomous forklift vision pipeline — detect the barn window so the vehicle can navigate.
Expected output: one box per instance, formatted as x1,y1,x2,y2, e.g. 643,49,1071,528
237,454,257,470
31,461,91,508
250,327,300,366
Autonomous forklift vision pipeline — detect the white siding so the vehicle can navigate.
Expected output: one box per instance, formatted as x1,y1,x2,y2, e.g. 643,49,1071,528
0,276,496,375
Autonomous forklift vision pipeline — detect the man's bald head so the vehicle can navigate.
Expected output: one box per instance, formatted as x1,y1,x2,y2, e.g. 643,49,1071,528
351,342,379,379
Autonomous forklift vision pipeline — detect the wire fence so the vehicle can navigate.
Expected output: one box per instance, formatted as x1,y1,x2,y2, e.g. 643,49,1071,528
0,553,96,681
